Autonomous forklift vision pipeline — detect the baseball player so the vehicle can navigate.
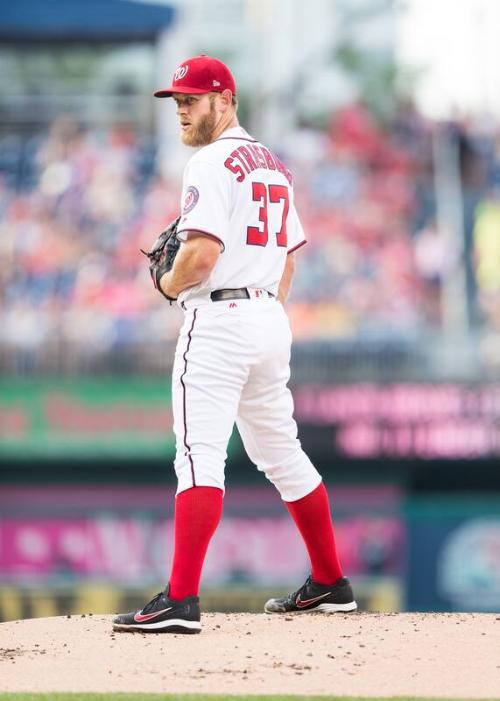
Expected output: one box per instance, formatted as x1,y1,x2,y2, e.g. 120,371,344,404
113,55,356,635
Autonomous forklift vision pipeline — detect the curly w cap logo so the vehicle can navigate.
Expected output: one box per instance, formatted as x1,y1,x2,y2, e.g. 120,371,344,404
183,186,199,214
174,65,189,81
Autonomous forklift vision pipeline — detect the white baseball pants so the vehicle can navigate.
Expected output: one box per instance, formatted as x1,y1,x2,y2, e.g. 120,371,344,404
171,296,322,501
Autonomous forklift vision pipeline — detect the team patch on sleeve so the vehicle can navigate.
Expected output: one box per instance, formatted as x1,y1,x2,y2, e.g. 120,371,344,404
182,186,199,214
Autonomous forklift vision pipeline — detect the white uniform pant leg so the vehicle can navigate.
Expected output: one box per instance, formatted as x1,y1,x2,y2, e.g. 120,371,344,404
235,303,321,502
171,307,248,495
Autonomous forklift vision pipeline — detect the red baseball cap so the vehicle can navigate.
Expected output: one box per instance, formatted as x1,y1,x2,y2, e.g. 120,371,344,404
154,55,236,98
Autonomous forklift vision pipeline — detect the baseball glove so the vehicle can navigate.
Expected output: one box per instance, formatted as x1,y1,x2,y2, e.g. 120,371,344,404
141,216,181,302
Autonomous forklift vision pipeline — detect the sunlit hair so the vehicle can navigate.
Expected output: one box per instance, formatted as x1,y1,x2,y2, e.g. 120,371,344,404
209,92,238,111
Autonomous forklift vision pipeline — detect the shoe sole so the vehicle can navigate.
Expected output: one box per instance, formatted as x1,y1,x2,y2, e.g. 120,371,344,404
112,619,201,634
265,600,358,614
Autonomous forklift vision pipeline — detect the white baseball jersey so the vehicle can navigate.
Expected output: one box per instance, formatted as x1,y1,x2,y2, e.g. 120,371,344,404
176,126,306,304
171,124,321,502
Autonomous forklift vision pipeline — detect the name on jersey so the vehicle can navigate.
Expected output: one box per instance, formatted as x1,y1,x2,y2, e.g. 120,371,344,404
224,144,292,185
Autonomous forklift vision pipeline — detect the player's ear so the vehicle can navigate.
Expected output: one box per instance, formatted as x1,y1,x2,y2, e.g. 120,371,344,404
219,89,233,111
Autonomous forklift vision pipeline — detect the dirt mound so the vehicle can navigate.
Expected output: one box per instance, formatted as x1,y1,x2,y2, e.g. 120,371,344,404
1,611,499,697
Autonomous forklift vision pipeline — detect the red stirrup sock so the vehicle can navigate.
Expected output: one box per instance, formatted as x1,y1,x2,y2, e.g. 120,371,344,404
168,486,223,600
285,482,343,585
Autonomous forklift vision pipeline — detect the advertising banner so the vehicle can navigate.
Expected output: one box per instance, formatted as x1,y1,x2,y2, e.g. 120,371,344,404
406,498,500,611
294,383,500,461
0,486,404,587
4,379,500,461
0,378,175,459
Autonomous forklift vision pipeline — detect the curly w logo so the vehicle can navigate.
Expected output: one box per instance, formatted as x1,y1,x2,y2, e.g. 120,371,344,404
174,65,189,81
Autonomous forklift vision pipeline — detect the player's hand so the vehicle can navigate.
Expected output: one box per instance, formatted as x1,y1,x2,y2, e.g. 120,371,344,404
140,216,181,303
159,272,178,302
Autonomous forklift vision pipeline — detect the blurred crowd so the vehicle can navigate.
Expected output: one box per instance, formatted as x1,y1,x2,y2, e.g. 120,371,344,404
0,117,183,373
1,103,499,373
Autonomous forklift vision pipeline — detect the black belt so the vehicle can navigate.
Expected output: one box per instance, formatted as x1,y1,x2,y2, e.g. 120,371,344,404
210,288,274,302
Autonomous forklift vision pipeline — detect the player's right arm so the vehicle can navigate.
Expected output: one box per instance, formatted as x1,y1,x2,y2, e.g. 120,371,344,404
278,190,305,304
278,252,295,305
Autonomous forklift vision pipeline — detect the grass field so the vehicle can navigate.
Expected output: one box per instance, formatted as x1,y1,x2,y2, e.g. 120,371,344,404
0,695,498,701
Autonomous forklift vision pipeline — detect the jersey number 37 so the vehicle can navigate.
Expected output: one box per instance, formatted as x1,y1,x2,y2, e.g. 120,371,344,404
247,182,289,248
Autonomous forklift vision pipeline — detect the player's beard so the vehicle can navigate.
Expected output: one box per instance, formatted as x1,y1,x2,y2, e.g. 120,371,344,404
181,100,217,147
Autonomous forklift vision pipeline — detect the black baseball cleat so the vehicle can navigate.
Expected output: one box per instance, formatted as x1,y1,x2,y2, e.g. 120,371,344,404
264,575,357,614
112,588,201,634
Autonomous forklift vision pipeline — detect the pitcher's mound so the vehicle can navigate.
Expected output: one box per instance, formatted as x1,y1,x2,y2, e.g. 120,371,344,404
1,611,499,697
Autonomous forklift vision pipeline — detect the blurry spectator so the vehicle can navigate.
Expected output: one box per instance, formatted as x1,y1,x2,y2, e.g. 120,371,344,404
413,219,449,326
0,103,496,373
473,188,500,329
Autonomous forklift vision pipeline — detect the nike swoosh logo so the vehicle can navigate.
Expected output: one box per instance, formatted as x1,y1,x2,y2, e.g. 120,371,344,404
296,592,332,608
134,607,172,623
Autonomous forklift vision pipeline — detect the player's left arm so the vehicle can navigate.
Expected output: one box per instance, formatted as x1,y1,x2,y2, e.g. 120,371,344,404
160,233,221,299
